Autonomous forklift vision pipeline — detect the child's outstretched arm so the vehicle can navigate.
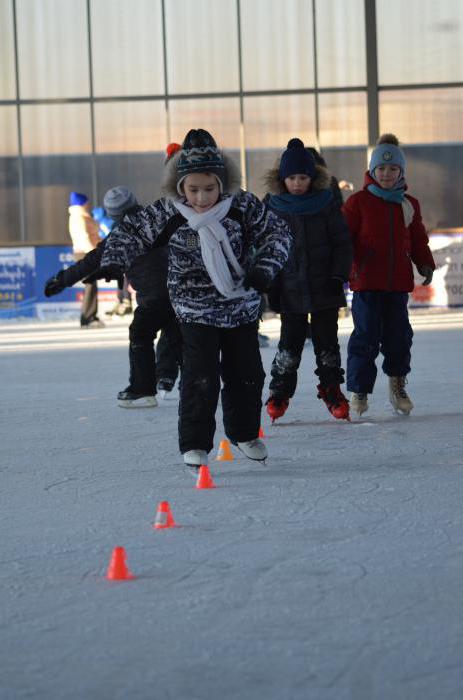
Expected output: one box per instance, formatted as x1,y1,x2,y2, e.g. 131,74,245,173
44,240,106,297
241,193,293,290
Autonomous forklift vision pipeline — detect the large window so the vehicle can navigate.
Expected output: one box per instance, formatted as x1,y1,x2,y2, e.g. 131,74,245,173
377,0,463,85
318,92,367,146
164,0,239,94
0,108,20,242
0,0,16,99
241,0,314,91
315,0,366,88
16,0,89,99
91,0,165,97
21,104,93,243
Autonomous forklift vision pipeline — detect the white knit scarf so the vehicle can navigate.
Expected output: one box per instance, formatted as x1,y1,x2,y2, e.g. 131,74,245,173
174,197,252,298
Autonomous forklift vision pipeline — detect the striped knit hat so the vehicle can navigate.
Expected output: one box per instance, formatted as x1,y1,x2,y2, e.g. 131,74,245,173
176,129,226,194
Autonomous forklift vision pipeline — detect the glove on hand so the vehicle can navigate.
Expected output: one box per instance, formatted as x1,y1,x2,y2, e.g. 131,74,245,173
325,277,345,296
85,264,123,286
243,267,271,293
44,271,66,297
417,265,433,286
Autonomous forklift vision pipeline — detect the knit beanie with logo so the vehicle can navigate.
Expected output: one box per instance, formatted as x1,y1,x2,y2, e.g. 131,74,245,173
369,134,406,177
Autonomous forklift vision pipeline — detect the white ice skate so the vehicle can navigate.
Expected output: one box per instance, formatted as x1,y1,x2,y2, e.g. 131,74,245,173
233,438,267,463
183,449,208,477
350,392,369,416
117,389,157,408
389,377,414,415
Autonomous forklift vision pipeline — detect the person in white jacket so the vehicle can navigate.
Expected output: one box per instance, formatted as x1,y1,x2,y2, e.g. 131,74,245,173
68,192,104,328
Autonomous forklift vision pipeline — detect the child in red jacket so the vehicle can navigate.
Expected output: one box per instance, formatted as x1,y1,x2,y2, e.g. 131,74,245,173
342,134,435,416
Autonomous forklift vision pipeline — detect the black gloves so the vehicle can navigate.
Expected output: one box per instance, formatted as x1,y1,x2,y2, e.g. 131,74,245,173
243,268,271,293
325,277,345,296
417,265,433,286
44,271,66,297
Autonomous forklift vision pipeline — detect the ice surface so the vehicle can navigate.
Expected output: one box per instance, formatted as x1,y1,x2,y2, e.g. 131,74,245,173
1,312,463,700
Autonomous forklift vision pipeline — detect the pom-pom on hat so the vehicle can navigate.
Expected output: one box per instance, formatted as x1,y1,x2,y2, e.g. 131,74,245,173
103,186,138,219
176,129,226,194
279,138,317,180
369,134,406,176
69,192,88,206
165,142,182,163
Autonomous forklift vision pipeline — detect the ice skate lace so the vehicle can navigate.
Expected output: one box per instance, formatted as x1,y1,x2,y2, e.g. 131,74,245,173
391,377,409,399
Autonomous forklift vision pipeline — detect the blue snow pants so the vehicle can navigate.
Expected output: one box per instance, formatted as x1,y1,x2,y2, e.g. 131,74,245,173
347,291,413,394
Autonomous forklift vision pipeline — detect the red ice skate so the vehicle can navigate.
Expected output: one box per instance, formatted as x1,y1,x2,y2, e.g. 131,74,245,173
266,396,289,423
317,384,350,420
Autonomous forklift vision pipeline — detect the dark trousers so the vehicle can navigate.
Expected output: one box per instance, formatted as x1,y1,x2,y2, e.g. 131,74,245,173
347,291,413,394
156,329,180,383
269,309,343,398
117,276,132,304
179,322,265,454
128,300,182,394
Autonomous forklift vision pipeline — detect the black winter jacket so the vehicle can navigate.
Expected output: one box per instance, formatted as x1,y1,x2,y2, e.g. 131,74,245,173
263,189,352,314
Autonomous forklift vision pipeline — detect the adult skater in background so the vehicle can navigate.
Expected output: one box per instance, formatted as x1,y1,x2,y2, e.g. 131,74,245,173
99,128,292,474
342,134,435,416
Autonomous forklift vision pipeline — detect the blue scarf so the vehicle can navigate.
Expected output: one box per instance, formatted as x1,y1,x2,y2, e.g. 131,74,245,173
367,175,406,203
269,189,333,215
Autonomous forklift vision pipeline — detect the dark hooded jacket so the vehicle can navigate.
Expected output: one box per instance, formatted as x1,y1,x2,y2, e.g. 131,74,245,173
264,164,352,314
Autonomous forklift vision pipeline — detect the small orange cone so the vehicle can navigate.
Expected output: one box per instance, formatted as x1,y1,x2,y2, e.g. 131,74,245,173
196,465,216,489
153,500,177,529
106,546,135,580
258,426,265,438
216,438,234,461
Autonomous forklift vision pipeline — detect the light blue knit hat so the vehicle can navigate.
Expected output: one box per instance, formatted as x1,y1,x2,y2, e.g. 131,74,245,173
369,143,406,176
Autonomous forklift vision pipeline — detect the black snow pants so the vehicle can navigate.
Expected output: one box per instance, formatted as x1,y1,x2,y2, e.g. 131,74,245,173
128,300,182,395
178,322,265,454
269,309,344,398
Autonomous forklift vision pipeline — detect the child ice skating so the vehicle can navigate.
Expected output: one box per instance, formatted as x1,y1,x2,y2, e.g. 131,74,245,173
263,138,352,422
342,134,435,416
100,129,292,473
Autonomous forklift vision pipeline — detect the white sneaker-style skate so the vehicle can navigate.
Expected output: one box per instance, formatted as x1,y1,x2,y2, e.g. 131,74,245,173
234,438,268,463
183,449,208,477
389,377,414,415
350,392,369,416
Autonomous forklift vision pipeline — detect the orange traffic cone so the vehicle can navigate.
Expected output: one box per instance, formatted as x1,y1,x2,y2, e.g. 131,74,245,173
153,500,177,529
196,465,216,489
106,546,135,580
258,426,265,438
216,438,234,461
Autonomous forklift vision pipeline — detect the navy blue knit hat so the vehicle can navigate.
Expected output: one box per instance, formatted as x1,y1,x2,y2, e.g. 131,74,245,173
176,129,226,193
279,138,317,180
69,192,88,206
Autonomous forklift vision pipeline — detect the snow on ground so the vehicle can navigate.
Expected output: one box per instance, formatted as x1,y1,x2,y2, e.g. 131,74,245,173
1,311,463,700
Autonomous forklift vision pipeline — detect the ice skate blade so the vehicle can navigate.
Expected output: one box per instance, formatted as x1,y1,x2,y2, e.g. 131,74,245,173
184,464,201,478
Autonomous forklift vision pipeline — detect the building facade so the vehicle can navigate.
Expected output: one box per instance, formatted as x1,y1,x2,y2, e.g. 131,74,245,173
1,0,462,246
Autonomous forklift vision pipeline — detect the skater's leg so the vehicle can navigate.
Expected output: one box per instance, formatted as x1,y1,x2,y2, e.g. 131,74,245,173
179,323,221,455
269,313,308,398
220,323,265,444
380,292,413,377
310,308,344,386
156,315,182,388
128,302,162,394
347,291,382,394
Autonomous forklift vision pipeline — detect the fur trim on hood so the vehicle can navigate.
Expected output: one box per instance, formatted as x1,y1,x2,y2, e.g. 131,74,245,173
161,150,242,199
263,161,331,195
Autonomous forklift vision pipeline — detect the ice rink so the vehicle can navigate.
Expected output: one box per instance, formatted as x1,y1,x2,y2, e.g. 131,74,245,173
1,311,463,700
